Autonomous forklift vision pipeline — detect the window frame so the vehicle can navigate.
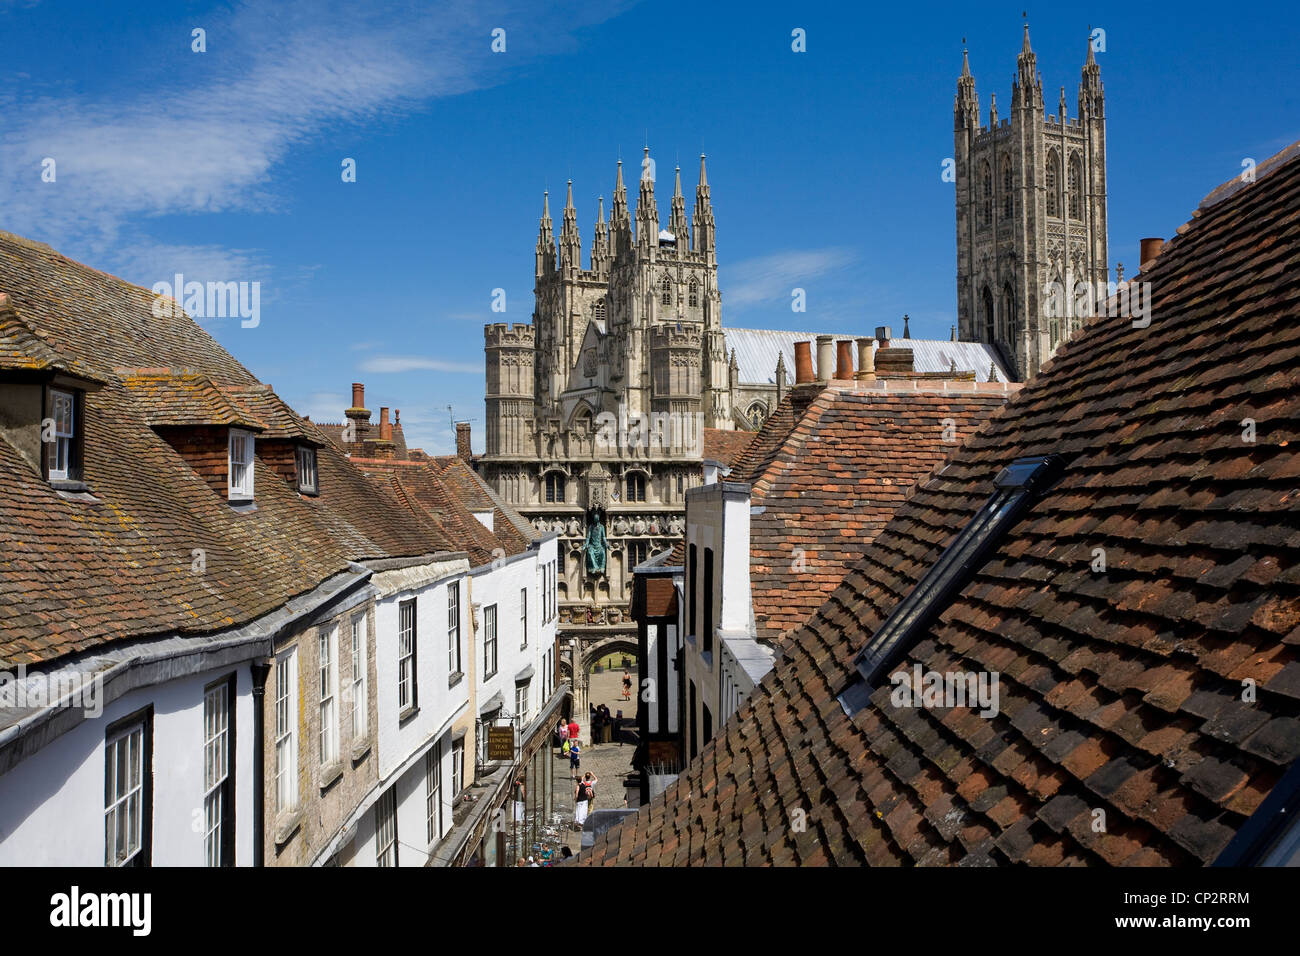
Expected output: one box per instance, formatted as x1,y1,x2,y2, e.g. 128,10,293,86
376,786,398,867
398,598,418,715
318,625,339,767
203,674,236,867
104,706,153,868
483,604,498,679
625,471,646,502
451,738,464,796
274,648,299,815
426,743,443,845
350,612,368,740
447,582,462,676
228,427,255,501
46,387,78,482
296,445,318,495
520,587,528,650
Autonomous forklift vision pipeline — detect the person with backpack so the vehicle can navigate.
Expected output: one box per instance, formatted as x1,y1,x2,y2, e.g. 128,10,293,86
573,772,598,829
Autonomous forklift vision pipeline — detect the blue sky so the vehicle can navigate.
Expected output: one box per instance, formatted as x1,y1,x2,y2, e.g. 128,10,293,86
2,0,1297,453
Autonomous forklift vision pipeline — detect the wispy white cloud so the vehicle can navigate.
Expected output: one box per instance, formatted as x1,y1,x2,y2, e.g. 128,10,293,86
359,355,482,374
0,0,633,285
723,247,858,309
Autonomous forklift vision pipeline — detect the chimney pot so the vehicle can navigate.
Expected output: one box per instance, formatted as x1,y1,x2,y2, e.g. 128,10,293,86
793,341,814,385
351,382,365,408
1139,237,1164,270
455,421,473,461
854,337,876,381
834,340,854,380
875,326,892,348
815,335,835,383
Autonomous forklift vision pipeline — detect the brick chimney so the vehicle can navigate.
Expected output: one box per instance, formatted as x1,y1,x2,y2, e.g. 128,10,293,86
345,382,371,443
455,421,472,461
793,341,814,385
370,406,396,459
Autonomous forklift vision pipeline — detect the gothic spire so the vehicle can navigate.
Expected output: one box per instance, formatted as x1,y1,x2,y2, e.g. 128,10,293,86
535,190,555,278
955,45,978,128
559,179,580,270
591,195,609,272
693,153,715,256
636,146,658,248
1079,30,1104,116
669,164,690,249
1017,22,1043,108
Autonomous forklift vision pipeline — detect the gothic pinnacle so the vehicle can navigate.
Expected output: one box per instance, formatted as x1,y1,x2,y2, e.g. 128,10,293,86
699,153,708,188
961,47,971,78
674,165,683,198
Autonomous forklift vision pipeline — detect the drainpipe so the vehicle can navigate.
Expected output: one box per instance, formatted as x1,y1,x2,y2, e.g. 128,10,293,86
251,659,271,867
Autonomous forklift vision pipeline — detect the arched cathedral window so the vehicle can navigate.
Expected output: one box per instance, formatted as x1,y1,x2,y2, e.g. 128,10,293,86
746,402,767,429
593,298,606,322
979,162,992,227
661,275,672,306
688,276,699,308
625,472,646,502
1068,155,1083,220
544,472,566,504
1001,158,1013,220
1046,151,1061,218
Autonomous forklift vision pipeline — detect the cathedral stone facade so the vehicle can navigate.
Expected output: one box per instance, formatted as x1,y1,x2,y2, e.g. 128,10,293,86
955,27,1108,381
479,150,747,708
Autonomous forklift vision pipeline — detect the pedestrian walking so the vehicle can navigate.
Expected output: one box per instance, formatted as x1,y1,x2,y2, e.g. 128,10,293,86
573,772,598,830
621,671,632,701
567,717,579,743
556,717,568,748
569,738,581,773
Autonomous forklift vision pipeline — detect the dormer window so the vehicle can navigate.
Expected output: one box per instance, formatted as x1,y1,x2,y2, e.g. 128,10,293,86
296,445,318,495
46,388,78,481
228,428,255,501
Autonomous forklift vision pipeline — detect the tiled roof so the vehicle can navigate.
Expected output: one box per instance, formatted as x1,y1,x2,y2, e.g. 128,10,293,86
703,427,755,467
0,235,452,667
221,384,323,444
353,456,536,567
582,143,1300,866
744,382,1017,642
0,231,258,385
0,294,104,384
120,370,266,429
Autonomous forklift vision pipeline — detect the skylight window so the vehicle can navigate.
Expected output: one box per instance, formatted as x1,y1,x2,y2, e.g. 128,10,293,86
837,454,1065,716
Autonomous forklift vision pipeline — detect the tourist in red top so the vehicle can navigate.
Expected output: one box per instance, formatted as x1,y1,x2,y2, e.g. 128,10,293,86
567,718,579,742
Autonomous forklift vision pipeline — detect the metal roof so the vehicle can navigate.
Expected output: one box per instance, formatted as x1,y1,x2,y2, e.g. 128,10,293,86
723,327,1012,385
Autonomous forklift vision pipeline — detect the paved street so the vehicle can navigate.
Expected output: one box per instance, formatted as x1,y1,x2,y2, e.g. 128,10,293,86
547,665,638,856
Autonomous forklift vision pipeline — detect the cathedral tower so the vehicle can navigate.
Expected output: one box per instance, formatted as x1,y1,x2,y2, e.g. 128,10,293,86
955,26,1108,381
